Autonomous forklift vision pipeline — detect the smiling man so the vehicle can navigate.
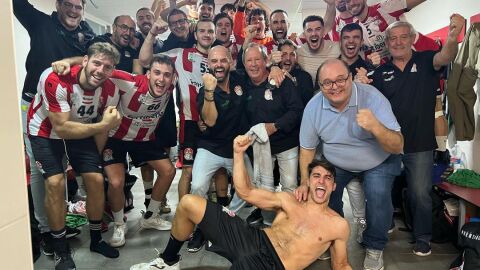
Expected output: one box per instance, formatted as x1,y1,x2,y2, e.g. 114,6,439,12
297,15,341,84
130,143,352,270
297,58,404,270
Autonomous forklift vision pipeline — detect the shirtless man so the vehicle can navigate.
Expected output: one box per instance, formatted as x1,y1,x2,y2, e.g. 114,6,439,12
129,135,352,270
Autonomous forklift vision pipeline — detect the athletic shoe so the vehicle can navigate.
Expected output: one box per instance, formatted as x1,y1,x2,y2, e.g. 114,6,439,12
187,228,205,253
318,249,331,260
355,217,367,244
140,213,172,231
109,222,127,247
40,232,54,256
413,241,432,256
363,249,384,270
160,200,172,214
387,220,395,234
54,250,76,270
130,257,179,270
246,208,263,226
65,226,81,239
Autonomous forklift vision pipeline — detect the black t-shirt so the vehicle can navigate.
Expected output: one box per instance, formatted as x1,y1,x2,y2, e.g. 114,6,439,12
158,32,196,53
196,71,248,158
135,31,164,54
347,56,375,77
13,0,95,101
371,51,441,153
245,77,303,154
290,67,314,107
88,33,139,73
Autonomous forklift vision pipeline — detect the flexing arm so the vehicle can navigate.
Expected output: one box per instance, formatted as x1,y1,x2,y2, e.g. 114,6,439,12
433,14,465,70
233,135,285,210
49,106,121,140
330,219,353,270
139,18,169,67
356,109,404,154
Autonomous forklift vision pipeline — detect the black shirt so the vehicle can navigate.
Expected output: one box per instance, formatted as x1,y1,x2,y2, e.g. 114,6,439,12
371,50,441,153
135,31,164,54
245,77,303,154
88,33,139,73
290,67,314,106
347,56,375,77
13,0,95,101
158,31,196,53
196,71,249,158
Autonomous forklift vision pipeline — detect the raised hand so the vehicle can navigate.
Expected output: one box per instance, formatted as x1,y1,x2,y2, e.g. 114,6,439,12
101,106,122,130
356,108,380,132
202,73,218,91
234,135,253,153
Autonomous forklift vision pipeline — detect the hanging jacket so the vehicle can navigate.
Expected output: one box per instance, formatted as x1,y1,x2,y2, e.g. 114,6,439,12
446,23,480,141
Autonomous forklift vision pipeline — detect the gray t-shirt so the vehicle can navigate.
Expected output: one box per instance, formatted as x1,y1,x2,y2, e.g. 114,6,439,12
300,82,401,172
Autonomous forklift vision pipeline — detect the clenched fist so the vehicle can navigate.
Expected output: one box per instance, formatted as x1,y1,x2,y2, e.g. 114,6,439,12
101,106,122,130
150,17,169,36
448,13,465,38
203,73,217,91
356,109,380,132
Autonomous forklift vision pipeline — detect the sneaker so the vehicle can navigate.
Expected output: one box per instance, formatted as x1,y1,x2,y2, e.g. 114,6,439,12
413,241,431,256
355,218,367,244
140,213,172,231
160,200,172,214
110,222,127,247
187,228,205,253
65,226,81,239
130,257,179,270
318,249,331,260
387,220,395,234
363,248,384,270
40,232,54,256
246,208,263,226
54,251,76,270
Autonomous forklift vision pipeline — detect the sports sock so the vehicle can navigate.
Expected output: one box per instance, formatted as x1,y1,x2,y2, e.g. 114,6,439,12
50,228,68,253
89,220,119,258
144,199,161,219
112,210,125,224
161,234,183,264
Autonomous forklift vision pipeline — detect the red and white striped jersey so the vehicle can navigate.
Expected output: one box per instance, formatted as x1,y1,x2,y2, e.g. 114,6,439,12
158,47,208,121
108,70,173,141
358,0,407,61
329,15,357,42
27,65,119,139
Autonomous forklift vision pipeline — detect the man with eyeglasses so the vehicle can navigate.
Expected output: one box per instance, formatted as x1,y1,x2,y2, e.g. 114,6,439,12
297,58,404,270
88,15,141,73
13,0,95,261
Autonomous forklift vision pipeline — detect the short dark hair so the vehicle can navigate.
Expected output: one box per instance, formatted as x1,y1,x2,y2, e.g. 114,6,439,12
136,7,152,16
167,8,187,24
247,8,269,30
58,0,86,7
195,18,214,32
303,15,324,29
149,55,175,71
308,159,336,180
277,39,297,51
214,12,233,27
340,23,363,38
87,42,120,65
197,0,215,10
220,3,236,13
270,9,288,19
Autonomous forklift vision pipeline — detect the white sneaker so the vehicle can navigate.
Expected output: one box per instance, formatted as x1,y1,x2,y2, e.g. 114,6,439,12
110,222,127,247
130,257,179,270
140,213,172,231
363,248,384,270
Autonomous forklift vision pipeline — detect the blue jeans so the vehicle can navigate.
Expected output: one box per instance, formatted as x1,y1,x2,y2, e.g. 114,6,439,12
329,154,401,250
191,148,253,213
271,147,298,193
402,151,433,243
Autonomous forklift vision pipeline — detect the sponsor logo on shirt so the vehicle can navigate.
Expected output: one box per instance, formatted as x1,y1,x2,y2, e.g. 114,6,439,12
103,148,114,162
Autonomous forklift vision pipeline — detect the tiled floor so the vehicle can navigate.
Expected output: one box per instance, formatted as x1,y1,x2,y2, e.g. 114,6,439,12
34,167,459,270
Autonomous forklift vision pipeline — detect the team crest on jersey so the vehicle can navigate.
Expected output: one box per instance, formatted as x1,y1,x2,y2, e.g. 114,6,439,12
221,206,236,217
187,52,194,62
35,161,46,174
138,94,147,104
234,85,243,96
184,148,194,161
103,149,114,162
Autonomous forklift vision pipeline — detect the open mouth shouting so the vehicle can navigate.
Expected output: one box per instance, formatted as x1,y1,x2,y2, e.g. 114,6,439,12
308,36,321,50
315,186,327,199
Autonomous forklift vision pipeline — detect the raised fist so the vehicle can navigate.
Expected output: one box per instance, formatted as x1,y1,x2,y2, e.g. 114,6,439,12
203,73,217,91
102,106,122,130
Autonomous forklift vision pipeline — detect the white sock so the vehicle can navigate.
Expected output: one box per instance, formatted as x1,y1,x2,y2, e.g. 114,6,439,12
147,199,161,214
113,210,125,224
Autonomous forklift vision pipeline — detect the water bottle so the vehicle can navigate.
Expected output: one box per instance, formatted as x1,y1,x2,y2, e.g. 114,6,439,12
450,144,466,171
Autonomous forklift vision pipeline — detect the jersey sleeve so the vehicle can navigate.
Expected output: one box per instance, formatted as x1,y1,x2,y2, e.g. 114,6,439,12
42,73,70,113
110,70,139,94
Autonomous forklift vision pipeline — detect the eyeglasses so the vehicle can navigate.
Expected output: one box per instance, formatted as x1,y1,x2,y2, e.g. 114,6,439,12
319,74,350,90
115,24,136,33
169,18,188,27
61,1,83,11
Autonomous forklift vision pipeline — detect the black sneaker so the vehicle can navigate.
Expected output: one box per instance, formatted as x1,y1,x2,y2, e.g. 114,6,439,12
246,208,263,226
40,232,54,256
187,228,205,253
413,241,431,256
65,227,81,239
54,250,76,270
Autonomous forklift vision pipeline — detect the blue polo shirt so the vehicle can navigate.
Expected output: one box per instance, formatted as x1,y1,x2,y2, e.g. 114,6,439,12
300,82,401,172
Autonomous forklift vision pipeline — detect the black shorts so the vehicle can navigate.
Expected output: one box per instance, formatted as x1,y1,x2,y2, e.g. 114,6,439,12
198,201,285,270
179,120,200,166
102,138,169,167
30,136,102,179
154,96,177,148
